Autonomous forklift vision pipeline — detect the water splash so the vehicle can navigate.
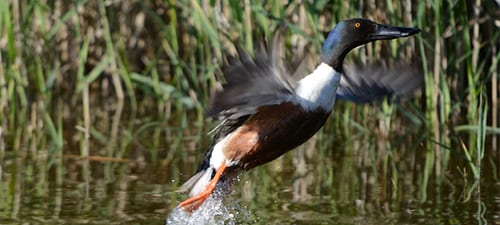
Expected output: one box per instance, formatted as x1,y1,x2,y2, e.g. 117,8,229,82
166,194,236,225
166,181,242,225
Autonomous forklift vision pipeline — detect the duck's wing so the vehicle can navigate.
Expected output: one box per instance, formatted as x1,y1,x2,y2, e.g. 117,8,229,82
207,38,296,121
336,62,423,103
180,38,296,196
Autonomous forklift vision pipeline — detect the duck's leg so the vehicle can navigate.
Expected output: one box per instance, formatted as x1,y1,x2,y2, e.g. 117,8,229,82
179,163,228,212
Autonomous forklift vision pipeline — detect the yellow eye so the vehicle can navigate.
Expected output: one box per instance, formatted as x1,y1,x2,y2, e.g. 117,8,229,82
355,22,361,28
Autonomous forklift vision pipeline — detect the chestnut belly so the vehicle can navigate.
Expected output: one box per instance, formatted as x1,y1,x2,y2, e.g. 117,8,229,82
223,102,330,170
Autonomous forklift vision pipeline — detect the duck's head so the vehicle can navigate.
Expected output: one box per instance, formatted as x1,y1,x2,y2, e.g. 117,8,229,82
321,18,420,71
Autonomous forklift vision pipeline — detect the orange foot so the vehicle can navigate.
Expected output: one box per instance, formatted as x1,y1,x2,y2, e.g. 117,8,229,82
179,163,228,212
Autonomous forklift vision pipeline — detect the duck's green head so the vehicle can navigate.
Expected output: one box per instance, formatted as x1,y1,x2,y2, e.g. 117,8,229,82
321,18,420,71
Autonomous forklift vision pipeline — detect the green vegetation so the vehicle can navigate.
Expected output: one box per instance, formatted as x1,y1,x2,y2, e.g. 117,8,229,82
0,0,498,224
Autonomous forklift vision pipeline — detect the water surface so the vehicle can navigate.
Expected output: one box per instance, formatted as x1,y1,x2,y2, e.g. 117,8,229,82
1,108,498,224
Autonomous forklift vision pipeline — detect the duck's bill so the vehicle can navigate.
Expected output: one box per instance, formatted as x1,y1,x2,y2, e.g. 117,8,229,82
370,24,421,40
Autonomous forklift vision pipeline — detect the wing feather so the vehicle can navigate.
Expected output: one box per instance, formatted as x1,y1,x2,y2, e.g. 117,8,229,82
207,35,295,120
337,62,423,103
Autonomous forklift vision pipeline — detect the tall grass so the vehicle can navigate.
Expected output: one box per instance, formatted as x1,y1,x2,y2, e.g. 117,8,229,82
0,0,498,223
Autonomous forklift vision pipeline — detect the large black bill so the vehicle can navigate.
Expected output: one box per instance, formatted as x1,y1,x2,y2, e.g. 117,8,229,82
370,24,421,40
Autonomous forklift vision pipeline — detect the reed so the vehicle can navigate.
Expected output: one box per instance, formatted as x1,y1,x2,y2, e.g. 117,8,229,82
0,0,498,223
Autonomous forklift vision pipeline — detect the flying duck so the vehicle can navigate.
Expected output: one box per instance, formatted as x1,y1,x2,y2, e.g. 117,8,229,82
178,18,421,212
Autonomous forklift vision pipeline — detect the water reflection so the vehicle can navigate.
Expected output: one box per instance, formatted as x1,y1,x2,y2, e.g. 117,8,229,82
1,105,499,224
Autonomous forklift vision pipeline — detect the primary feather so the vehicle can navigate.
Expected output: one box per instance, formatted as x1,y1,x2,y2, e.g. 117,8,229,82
208,39,295,121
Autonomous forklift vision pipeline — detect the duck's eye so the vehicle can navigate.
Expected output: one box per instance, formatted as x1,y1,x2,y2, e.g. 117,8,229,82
355,22,361,28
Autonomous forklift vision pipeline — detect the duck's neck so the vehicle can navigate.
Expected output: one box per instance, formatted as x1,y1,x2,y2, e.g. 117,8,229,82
295,63,341,112
320,26,348,72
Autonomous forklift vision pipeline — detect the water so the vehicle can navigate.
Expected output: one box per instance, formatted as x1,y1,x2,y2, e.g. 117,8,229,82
167,194,236,225
1,111,499,224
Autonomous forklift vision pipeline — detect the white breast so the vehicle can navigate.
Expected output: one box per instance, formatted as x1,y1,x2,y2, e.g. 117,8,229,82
294,63,341,112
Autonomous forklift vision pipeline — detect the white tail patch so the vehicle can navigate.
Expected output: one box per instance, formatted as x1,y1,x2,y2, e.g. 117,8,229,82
179,168,214,196
180,133,234,197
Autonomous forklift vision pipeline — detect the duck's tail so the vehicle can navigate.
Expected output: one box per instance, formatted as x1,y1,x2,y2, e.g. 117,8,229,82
178,138,233,212
179,162,230,212
178,167,215,197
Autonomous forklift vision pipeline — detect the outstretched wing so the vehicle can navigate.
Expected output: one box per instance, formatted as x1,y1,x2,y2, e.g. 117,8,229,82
207,38,296,121
337,62,423,103
183,37,297,190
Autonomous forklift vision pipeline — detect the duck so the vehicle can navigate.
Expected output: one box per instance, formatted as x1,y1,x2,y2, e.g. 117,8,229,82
178,18,421,212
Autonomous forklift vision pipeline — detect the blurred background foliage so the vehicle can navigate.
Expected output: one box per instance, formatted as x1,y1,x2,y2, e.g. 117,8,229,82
0,0,499,224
